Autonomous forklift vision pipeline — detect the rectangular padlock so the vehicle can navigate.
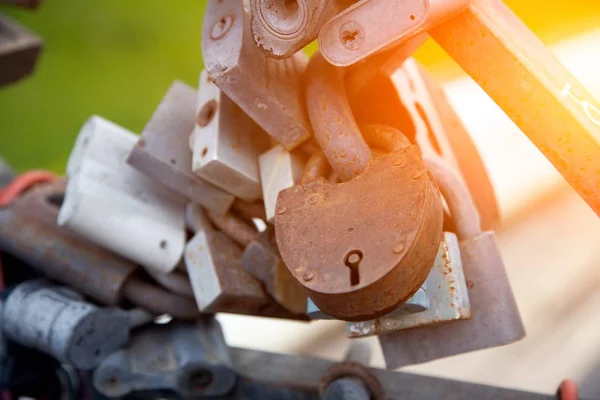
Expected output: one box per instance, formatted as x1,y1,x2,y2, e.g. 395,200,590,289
202,0,313,150
258,145,306,223
2,280,129,370
0,15,42,86
58,115,187,274
93,318,236,399
127,80,235,215
185,229,269,315
347,232,470,338
241,233,307,315
379,231,525,369
185,204,308,321
0,180,137,306
191,70,270,202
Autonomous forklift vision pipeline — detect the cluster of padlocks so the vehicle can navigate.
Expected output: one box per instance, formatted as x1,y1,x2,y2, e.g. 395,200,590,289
5,0,600,397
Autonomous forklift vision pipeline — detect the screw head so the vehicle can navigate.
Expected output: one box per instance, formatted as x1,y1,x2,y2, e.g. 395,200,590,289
339,21,365,51
303,271,315,282
210,15,234,40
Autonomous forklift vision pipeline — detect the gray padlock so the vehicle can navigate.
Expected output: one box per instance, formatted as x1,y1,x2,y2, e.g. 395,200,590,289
127,80,235,215
378,160,525,368
2,280,130,370
93,318,236,398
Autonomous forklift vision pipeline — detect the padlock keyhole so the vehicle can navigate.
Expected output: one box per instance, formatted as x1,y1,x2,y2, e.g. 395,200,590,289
344,250,363,286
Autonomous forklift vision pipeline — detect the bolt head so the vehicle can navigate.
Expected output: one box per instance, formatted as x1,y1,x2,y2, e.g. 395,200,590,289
276,205,288,215
339,21,365,51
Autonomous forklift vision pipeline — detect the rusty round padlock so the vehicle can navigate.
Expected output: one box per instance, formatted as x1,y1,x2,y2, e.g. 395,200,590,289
274,52,443,321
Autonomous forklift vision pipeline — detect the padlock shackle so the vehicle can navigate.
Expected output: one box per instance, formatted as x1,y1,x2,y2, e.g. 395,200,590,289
358,123,481,240
306,52,372,181
302,151,330,184
424,159,481,240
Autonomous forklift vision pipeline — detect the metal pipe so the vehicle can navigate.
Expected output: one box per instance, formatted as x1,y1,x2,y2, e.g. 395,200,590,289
306,52,372,181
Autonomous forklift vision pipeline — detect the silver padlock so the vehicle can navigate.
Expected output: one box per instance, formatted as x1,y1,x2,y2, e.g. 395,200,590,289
191,70,270,202
202,0,312,150
93,318,236,398
378,160,525,368
58,115,187,274
346,232,469,337
1,280,129,370
258,145,306,223
127,80,235,215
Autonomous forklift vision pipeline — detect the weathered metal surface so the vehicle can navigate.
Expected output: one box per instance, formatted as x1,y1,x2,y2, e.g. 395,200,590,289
318,0,468,67
58,115,187,274
202,0,312,150
191,70,270,202
122,278,201,320
305,52,371,181
425,159,481,240
346,232,470,338
249,0,353,59
147,270,194,299
206,210,258,248
430,0,600,219
230,347,556,399
231,198,267,221
2,280,129,370
184,229,268,315
93,318,236,398
0,15,42,86
379,231,525,368
127,80,235,215
309,286,428,320
0,181,137,306
348,59,499,231
301,151,330,184
275,148,443,321
259,145,306,223
241,236,308,315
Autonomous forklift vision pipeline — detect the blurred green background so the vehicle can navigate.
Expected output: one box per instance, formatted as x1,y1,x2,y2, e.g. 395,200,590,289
1,0,599,172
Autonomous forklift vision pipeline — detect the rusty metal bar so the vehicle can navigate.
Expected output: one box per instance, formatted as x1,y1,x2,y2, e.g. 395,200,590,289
429,0,600,218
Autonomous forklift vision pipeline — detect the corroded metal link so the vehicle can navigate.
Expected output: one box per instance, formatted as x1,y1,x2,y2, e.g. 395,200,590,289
306,52,372,181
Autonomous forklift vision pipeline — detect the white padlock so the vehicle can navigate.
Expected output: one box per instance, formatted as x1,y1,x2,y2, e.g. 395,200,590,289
258,145,306,223
58,115,186,274
191,70,270,202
